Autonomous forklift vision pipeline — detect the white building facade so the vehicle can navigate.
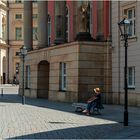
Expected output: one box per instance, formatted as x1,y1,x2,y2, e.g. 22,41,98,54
0,0,8,84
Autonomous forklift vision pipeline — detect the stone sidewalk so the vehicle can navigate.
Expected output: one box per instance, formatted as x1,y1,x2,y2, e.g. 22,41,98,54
0,86,140,139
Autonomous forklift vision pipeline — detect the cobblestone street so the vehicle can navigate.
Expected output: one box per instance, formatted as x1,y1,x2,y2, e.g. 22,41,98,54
0,85,140,139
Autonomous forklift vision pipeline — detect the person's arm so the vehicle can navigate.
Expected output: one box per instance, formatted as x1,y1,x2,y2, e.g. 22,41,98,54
87,95,97,103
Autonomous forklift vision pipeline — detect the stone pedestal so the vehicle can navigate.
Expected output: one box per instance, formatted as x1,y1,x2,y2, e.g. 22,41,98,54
75,32,94,41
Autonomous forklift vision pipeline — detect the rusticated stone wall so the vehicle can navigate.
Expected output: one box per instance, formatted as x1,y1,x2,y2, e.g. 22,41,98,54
19,41,112,103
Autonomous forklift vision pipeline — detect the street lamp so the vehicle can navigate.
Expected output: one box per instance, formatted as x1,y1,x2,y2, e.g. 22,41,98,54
118,16,131,126
20,45,27,105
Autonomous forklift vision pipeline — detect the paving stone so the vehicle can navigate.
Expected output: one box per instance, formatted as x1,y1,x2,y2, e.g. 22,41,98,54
0,85,140,139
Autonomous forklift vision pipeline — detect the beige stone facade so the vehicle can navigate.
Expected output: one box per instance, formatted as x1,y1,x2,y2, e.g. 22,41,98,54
0,0,8,84
8,1,38,83
112,1,140,106
19,41,112,103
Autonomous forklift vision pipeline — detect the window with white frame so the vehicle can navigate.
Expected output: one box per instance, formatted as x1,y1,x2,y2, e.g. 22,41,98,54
124,7,136,37
60,62,66,91
15,14,22,19
26,65,30,88
32,14,38,19
128,66,135,88
33,27,38,40
15,27,22,40
15,62,19,74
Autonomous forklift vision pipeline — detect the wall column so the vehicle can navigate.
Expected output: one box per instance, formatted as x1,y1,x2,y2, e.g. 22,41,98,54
103,1,110,40
38,1,48,48
93,1,97,39
24,1,33,51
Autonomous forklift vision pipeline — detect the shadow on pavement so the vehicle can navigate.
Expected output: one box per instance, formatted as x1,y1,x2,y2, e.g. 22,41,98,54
1,93,140,126
10,123,128,139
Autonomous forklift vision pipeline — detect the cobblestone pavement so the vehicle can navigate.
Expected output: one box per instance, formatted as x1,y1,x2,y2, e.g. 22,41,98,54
0,85,140,139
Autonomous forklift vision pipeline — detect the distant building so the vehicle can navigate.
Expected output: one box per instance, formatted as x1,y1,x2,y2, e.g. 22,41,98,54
0,0,8,84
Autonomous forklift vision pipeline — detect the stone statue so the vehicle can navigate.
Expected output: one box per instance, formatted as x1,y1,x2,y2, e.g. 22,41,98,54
75,2,93,41
78,4,88,32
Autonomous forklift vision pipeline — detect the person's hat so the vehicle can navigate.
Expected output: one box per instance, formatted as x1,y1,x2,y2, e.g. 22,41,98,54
94,88,100,93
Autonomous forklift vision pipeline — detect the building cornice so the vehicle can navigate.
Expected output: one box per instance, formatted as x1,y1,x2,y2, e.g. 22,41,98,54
0,43,10,48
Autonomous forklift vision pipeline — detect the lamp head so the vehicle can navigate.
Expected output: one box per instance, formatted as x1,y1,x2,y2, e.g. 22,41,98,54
20,45,27,55
118,16,131,36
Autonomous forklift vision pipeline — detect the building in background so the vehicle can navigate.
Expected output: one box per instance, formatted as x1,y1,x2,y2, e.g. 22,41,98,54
0,0,8,84
8,0,38,83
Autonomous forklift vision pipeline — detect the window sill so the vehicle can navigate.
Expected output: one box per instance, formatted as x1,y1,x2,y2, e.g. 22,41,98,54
25,88,30,90
128,36,137,42
59,90,66,92
128,86,135,90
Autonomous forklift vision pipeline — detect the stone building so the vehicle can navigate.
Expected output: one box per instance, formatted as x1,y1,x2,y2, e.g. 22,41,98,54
112,1,140,106
18,1,112,103
8,0,38,83
0,0,8,84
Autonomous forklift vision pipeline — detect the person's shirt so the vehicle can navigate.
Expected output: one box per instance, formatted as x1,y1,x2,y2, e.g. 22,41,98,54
94,93,101,102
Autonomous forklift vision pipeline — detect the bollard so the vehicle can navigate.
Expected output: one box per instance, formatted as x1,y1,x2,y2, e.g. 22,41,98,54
1,88,3,96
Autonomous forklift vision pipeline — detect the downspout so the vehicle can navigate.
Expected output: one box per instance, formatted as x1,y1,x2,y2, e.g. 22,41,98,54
118,1,121,105
7,1,10,83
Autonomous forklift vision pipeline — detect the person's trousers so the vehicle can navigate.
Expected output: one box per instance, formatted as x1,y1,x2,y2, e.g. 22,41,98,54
87,101,97,112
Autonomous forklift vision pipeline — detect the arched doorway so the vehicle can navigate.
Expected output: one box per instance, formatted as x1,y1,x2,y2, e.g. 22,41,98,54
37,60,49,98
2,56,6,84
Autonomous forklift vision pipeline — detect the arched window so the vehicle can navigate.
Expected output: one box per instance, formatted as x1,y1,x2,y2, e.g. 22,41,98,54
48,14,51,46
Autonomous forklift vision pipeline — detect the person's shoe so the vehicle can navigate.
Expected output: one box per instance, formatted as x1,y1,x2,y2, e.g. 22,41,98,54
82,109,87,113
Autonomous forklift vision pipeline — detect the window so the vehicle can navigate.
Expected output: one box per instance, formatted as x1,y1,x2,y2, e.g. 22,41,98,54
55,1,66,39
66,6,69,42
2,16,6,40
33,27,38,40
15,27,22,40
32,14,38,19
124,7,136,37
26,65,30,88
48,15,51,46
15,63,19,74
32,0,37,2
15,14,22,19
128,67,135,88
60,62,66,91
15,0,22,3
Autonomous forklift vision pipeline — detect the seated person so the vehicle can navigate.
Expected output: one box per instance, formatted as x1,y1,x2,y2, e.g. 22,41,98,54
83,87,101,115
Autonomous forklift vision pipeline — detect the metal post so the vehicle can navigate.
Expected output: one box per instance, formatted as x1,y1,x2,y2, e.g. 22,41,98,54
1,88,3,96
22,55,25,105
124,34,128,126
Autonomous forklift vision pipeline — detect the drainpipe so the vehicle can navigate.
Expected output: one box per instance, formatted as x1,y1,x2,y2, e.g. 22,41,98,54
7,1,10,84
118,1,121,105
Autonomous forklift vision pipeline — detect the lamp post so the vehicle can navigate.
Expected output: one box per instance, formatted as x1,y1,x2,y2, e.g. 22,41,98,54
20,46,27,105
118,16,131,126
